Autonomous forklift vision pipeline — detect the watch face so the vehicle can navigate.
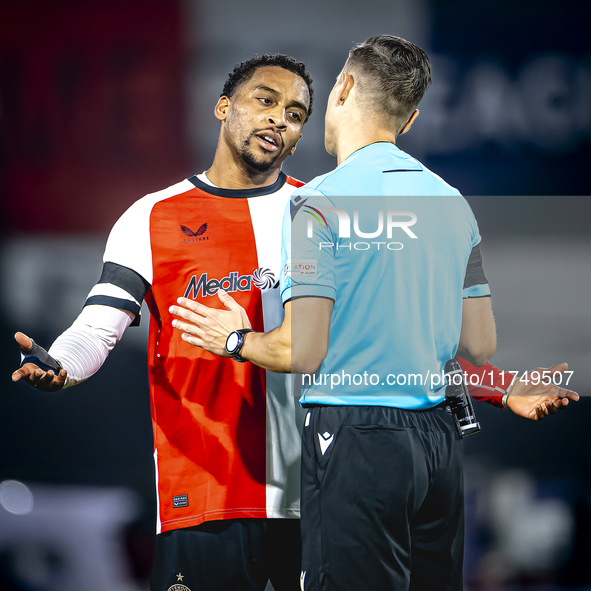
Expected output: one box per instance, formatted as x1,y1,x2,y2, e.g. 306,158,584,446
226,332,240,354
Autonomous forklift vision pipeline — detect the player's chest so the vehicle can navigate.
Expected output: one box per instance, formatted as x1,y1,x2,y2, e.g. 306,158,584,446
149,195,284,299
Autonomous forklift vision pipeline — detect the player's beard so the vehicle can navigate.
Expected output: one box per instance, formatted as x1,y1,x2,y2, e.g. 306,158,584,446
238,135,283,173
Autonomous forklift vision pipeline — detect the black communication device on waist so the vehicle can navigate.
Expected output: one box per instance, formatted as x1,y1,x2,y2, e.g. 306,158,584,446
444,358,481,438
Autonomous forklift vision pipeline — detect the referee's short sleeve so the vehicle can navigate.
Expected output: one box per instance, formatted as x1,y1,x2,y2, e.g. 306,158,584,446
463,244,491,298
281,188,337,305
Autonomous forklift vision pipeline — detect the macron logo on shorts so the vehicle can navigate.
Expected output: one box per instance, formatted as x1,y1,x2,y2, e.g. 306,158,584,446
318,432,334,455
300,571,306,590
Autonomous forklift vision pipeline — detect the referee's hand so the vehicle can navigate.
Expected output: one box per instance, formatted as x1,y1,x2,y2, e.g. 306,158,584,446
505,363,579,421
170,291,251,357
11,332,67,392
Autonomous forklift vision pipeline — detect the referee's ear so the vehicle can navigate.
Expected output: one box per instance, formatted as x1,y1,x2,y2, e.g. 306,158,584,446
398,109,419,136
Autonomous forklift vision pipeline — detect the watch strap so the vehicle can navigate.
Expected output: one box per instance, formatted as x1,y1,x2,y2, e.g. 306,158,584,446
226,329,253,362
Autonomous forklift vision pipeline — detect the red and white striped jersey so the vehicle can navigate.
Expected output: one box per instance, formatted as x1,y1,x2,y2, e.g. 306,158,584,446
92,172,305,533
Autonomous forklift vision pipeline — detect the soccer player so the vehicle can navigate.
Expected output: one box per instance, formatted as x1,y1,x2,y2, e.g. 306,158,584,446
170,36,579,590
12,54,313,591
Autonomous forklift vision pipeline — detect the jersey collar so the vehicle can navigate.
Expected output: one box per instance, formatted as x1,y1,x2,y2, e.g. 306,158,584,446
188,172,287,198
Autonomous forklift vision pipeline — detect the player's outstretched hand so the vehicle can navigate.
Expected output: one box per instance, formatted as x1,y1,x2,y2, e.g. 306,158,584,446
506,362,579,421
170,291,252,357
12,332,67,392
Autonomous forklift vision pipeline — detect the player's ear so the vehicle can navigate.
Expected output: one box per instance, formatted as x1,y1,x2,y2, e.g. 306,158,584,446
337,71,354,105
215,96,231,122
399,109,419,136
288,134,302,156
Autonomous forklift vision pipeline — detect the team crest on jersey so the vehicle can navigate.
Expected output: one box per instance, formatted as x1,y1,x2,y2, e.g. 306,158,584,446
168,572,190,591
181,223,209,243
184,268,278,299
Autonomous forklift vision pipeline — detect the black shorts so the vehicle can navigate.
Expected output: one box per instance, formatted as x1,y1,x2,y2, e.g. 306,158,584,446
300,405,464,591
150,518,301,591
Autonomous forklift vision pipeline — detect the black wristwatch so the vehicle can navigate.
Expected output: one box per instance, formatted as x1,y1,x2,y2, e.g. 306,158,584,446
225,329,253,362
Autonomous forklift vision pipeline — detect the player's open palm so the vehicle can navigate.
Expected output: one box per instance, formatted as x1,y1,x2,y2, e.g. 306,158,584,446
506,362,579,421
11,332,67,392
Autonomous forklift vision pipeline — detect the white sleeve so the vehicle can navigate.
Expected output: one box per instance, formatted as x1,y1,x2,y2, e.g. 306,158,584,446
102,178,194,284
48,180,194,387
48,305,135,387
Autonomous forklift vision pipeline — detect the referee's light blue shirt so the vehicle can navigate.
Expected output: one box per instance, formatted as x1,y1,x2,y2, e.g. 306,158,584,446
281,142,490,409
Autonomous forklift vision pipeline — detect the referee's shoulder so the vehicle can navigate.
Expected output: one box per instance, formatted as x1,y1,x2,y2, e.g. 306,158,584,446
415,162,462,197
299,158,361,198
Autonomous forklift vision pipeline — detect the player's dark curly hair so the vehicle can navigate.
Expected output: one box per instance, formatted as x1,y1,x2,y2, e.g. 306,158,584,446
346,35,431,127
221,54,314,123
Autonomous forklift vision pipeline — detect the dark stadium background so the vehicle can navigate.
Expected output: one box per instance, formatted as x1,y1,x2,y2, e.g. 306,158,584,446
0,0,589,589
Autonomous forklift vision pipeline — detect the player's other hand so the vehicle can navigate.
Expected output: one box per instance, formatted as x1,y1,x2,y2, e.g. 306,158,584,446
12,332,67,392
170,291,252,357
506,362,579,421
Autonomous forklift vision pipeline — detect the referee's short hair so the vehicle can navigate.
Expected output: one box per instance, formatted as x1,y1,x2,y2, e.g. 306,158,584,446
345,35,431,126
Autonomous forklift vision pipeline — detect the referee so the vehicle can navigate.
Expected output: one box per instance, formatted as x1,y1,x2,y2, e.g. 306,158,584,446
283,35,495,590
